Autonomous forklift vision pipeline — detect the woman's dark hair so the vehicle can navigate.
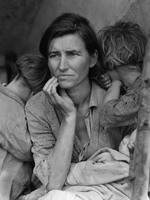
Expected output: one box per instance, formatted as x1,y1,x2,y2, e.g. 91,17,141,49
39,12,103,78
16,54,50,94
98,21,147,72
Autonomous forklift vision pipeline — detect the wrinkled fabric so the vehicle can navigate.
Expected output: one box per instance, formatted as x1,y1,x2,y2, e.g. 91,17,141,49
99,77,142,128
0,84,33,199
0,150,32,200
18,148,131,200
66,148,129,186
0,84,32,161
39,182,131,200
25,82,130,187
35,148,131,200
18,186,46,200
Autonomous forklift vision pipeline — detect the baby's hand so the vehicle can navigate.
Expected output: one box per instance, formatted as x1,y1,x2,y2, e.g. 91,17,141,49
128,129,137,152
119,135,130,156
92,152,115,164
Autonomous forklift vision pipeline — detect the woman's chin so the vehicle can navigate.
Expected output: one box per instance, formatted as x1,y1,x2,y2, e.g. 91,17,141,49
58,82,73,89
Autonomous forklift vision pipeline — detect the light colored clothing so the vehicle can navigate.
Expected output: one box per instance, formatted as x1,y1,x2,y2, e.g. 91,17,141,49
30,148,131,200
0,84,33,199
40,181,131,200
0,149,32,200
66,148,130,186
0,84,32,161
19,148,131,200
25,81,128,187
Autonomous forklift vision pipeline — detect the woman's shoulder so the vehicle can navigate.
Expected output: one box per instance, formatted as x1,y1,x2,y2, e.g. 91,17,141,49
92,81,106,93
92,81,106,99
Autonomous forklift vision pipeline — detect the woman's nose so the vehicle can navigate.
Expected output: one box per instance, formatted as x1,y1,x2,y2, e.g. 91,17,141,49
58,56,68,71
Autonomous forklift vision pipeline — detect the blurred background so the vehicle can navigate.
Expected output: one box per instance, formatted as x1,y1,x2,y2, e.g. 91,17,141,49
0,0,150,84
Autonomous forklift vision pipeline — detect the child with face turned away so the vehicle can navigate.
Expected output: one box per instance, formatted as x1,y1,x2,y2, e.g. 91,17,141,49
97,21,147,157
0,54,50,200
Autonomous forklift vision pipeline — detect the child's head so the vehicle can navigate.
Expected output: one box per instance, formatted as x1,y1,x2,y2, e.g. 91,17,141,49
98,21,147,73
15,54,50,95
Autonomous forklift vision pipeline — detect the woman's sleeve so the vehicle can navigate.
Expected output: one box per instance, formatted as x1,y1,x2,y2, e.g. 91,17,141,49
25,101,56,187
100,90,139,127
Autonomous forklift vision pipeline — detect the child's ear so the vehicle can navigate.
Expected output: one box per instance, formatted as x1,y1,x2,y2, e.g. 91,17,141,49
90,50,98,68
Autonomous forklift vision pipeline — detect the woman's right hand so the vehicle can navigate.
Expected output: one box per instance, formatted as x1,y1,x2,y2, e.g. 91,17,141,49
43,77,77,118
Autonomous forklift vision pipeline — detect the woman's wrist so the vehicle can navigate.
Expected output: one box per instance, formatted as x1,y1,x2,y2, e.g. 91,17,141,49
64,111,77,123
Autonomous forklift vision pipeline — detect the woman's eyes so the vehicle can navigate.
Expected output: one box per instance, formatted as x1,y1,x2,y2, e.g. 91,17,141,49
67,51,79,57
49,51,79,59
49,53,59,58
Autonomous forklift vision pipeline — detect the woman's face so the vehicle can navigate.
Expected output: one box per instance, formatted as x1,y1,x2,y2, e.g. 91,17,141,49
47,34,97,89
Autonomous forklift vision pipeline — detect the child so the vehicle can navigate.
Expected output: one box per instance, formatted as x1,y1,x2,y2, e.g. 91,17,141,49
97,21,147,147
0,54,50,200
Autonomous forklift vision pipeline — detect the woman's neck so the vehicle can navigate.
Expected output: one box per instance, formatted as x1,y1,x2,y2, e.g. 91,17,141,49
66,78,91,108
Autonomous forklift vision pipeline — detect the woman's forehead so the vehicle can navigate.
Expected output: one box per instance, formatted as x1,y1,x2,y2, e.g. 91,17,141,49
49,34,86,51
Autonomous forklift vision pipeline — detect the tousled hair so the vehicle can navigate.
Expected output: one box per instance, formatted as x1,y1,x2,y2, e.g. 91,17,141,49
16,54,50,94
98,21,147,72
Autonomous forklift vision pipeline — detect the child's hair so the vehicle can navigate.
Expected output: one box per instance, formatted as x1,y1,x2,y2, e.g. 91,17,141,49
98,21,147,72
15,54,50,94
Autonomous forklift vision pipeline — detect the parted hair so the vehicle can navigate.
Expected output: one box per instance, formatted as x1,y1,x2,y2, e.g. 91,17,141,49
98,21,147,72
16,54,50,94
39,12,103,78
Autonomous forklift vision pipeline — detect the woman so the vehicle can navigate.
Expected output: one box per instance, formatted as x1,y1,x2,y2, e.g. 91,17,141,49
25,13,130,200
0,54,50,200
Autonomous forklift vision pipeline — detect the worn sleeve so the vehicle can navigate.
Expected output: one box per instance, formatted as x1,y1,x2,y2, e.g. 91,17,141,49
0,106,32,162
100,89,140,127
25,97,57,187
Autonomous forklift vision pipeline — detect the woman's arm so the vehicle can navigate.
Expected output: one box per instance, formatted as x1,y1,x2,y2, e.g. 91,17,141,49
26,93,77,191
26,77,77,191
43,77,77,191
48,114,76,190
